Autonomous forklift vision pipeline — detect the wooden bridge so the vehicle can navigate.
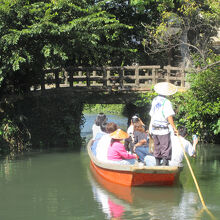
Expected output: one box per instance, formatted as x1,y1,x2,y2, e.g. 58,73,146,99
31,65,186,93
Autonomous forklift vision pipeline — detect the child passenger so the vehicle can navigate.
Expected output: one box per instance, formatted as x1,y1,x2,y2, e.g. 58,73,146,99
133,121,152,165
107,129,137,165
124,114,145,153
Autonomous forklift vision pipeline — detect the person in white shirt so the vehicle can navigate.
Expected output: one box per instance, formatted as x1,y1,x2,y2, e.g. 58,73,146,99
149,82,178,166
144,126,198,167
91,122,108,156
127,115,139,140
169,126,198,167
96,122,118,162
92,113,107,140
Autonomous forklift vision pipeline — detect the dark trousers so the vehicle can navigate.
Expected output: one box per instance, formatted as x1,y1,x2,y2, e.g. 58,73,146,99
152,133,171,160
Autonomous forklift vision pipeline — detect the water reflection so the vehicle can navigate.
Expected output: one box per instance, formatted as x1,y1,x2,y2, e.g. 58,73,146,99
83,114,220,219
88,168,130,220
0,150,95,220
88,158,213,219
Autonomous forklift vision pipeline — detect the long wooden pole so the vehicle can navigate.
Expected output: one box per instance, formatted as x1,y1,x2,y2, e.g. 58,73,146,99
178,136,216,219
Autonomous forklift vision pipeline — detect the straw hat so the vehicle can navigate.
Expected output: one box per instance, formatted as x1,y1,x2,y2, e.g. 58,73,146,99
154,82,177,96
110,129,129,139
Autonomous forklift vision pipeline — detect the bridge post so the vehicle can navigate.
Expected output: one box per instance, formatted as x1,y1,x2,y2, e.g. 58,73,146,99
91,70,96,86
135,66,139,87
69,71,73,87
119,68,124,89
180,69,185,87
103,67,107,88
106,68,110,87
86,70,90,87
55,71,60,88
152,67,156,84
78,67,83,86
165,65,170,82
41,72,45,90
63,68,68,85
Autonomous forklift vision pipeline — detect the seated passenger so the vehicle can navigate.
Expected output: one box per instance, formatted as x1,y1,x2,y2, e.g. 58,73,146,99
133,121,152,164
107,129,137,165
144,126,198,166
96,122,118,162
169,126,198,167
124,114,145,153
91,122,107,156
92,113,107,140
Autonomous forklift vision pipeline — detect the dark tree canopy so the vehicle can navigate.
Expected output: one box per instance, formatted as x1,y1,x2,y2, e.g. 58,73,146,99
0,0,219,91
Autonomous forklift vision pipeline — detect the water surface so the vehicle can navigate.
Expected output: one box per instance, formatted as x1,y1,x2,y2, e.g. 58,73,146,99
0,114,219,220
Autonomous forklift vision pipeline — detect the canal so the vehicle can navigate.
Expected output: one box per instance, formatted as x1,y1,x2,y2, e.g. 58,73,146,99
0,114,220,220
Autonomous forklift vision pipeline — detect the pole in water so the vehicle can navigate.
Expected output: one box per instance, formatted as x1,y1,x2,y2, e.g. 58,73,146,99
177,135,216,219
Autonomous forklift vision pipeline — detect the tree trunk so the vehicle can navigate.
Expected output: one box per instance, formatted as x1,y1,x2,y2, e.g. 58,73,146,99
180,28,191,69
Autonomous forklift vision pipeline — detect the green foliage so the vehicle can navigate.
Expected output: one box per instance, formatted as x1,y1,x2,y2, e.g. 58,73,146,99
25,96,84,149
0,0,219,153
0,0,133,92
0,95,85,153
129,0,220,141
83,104,124,115
173,68,220,143
138,0,220,67
131,0,175,12
0,104,31,153
187,66,220,102
134,67,220,143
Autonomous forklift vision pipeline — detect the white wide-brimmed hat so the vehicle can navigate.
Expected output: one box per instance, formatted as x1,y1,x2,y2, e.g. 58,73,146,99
154,82,177,96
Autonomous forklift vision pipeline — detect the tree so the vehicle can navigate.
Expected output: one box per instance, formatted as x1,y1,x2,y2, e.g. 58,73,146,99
132,0,220,69
131,1,220,143
0,0,132,93
103,0,162,65
0,0,134,152
173,67,220,143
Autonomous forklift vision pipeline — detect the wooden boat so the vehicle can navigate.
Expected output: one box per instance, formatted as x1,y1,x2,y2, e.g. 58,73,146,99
88,164,182,205
87,139,182,187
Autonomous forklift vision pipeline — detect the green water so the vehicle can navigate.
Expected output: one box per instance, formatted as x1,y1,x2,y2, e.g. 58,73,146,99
0,114,219,220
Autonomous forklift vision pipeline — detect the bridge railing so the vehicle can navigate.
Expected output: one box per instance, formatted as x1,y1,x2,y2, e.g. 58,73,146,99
31,65,186,92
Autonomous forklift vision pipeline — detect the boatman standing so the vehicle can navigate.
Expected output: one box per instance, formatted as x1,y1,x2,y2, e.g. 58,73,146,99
149,82,178,166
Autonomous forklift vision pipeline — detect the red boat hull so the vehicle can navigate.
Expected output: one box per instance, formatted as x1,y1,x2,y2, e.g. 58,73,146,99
91,161,178,186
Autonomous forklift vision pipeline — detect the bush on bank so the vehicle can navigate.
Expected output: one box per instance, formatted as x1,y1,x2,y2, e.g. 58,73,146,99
0,96,84,154
173,68,220,143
